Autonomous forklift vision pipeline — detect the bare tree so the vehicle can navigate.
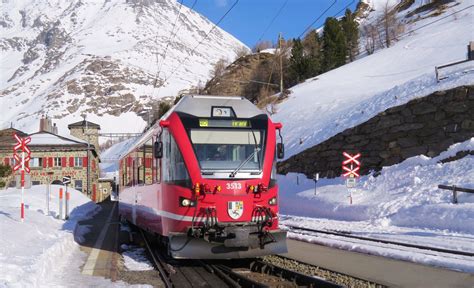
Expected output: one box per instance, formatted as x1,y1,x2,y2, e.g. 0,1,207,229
361,23,377,55
379,1,404,48
234,46,250,59
252,40,273,53
210,58,229,79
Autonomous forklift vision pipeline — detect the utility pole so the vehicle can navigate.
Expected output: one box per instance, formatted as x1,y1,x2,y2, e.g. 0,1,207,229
279,32,284,94
83,115,90,198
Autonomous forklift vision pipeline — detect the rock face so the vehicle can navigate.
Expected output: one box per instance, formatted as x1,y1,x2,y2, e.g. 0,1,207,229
203,52,277,103
278,85,474,178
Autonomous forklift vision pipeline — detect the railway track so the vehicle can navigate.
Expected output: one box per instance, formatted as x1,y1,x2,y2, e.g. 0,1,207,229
139,228,343,287
287,225,474,257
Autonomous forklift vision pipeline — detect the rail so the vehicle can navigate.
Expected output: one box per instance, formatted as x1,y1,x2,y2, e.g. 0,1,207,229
438,184,474,204
287,225,474,257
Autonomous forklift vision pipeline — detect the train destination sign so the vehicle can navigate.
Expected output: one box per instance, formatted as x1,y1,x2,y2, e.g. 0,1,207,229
199,119,250,128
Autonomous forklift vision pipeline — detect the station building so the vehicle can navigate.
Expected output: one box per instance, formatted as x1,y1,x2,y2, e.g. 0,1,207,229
0,117,109,202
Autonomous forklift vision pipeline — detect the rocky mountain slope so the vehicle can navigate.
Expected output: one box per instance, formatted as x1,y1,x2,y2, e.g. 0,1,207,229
0,0,246,134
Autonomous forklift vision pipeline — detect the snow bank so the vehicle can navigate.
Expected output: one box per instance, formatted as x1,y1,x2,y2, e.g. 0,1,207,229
279,138,474,234
0,185,128,286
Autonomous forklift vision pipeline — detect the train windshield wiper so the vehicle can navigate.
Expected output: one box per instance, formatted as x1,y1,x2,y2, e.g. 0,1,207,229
229,147,260,178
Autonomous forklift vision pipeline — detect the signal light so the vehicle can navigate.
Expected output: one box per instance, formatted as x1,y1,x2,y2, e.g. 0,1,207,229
193,182,200,196
215,185,222,193
268,197,277,206
179,197,196,207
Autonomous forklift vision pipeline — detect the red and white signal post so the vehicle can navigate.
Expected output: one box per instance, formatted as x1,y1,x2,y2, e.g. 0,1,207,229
342,152,361,204
13,133,31,222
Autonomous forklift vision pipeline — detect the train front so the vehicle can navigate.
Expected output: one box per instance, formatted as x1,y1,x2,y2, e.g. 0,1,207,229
162,96,287,259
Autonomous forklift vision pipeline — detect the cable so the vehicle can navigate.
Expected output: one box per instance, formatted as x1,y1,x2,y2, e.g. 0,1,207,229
256,0,289,43
298,0,337,39
152,0,199,99
332,0,355,18
160,0,240,89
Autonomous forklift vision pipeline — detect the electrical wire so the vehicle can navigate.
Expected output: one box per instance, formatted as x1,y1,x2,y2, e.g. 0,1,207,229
160,0,240,90
256,0,289,43
152,0,199,99
332,0,355,18
298,0,337,39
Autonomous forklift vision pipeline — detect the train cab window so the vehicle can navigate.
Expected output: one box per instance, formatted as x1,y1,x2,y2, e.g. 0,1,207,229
162,130,190,186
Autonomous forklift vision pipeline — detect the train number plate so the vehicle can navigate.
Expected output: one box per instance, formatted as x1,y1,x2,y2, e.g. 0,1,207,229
228,201,244,219
226,182,242,190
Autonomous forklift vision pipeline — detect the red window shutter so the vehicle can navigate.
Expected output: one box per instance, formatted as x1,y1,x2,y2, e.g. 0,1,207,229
48,157,53,167
61,157,67,167
4,158,9,166
43,158,47,168
69,157,74,167
83,156,88,167
92,159,95,169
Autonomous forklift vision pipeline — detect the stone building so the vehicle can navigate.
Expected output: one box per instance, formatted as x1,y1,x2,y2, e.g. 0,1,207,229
0,117,106,202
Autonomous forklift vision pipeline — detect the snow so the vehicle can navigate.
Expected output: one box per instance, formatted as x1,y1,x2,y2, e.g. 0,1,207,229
0,0,247,136
279,139,474,272
0,185,139,286
121,245,154,272
29,132,87,145
273,0,474,159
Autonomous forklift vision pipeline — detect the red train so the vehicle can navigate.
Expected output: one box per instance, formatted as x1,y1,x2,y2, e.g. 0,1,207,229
118,95,287,259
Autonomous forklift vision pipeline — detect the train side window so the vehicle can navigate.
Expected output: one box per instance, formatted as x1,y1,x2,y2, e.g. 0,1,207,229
165,133,191,187
144,138,153,185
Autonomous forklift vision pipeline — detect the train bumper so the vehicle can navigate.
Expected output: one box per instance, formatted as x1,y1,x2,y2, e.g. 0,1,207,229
168,230,287,259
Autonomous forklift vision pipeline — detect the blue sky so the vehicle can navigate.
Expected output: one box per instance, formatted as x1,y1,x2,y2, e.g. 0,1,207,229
185,0,359,48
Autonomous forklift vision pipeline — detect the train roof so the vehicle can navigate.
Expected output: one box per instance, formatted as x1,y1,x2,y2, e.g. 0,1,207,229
169,95,266,119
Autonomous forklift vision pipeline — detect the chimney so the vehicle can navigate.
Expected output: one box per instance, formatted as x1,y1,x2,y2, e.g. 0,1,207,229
39,115,45,132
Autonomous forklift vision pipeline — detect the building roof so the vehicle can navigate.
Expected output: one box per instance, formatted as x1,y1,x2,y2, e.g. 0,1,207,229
0,128,28,146
29,131,88,146
68,120,101,130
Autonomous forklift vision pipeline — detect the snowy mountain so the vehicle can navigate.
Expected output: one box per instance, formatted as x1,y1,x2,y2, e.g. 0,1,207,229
0,0,247,134
273,0,474,159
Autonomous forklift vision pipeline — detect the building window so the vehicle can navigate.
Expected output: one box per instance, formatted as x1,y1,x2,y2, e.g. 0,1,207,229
53,157,61,167
74,157,83,167
75,180,83,192
32,181,41,186
30,158,43,168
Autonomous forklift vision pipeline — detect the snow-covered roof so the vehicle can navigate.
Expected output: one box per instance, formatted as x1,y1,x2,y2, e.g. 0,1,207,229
29,131,88,146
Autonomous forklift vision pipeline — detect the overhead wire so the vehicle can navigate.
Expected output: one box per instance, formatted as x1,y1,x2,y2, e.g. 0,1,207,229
152,0,199,99
159,0,240,92
332,0,355,18
298,0,337,39
256,0,289,43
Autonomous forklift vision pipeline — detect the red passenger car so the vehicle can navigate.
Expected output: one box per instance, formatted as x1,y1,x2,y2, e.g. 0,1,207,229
119,95,287,259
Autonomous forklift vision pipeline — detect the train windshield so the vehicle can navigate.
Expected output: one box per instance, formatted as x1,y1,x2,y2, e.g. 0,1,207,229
189,129,265,173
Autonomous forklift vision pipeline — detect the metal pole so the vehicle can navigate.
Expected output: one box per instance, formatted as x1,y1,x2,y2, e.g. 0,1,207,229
21,150,25,222
65,185,69,219
453,186,458,204
279,32,283,94
59,187,63,220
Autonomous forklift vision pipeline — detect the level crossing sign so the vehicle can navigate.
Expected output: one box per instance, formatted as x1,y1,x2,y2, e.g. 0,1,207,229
13,133,31,222
342,152,361,178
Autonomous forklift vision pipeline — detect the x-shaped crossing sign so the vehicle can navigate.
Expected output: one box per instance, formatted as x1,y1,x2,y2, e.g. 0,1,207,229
342,152,361,177
13,134,31,173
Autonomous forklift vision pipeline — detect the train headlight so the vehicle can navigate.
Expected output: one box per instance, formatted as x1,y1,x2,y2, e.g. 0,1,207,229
179,197,196,207
268,197,277,206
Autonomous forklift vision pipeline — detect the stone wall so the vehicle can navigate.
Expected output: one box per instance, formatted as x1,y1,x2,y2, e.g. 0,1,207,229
278,85,474,178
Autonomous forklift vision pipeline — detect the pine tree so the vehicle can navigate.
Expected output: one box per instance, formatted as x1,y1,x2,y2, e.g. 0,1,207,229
302,29,322,77
341,9,359,62
288,38,310,85
321,17,347,72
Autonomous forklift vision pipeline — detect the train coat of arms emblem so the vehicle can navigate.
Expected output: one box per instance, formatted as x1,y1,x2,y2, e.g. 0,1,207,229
228,201,244,219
